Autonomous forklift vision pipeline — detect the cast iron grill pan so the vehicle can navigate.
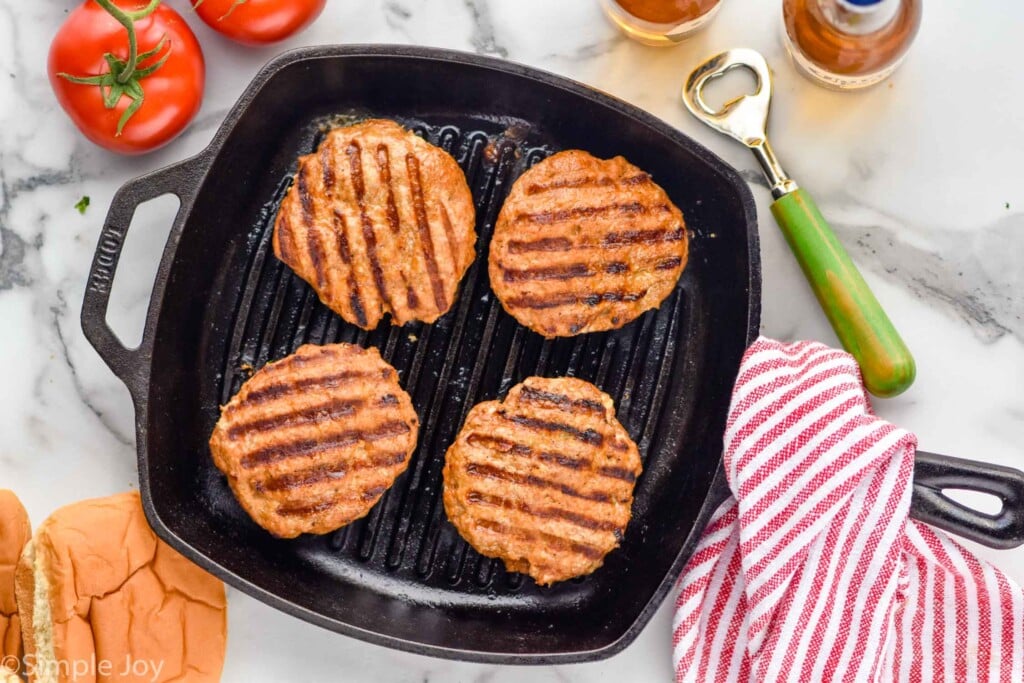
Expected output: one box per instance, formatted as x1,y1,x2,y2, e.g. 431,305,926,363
81,46,1024,664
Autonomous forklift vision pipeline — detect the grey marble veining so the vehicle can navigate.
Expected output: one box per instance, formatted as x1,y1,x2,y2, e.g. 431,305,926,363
829,202,1023,343
1,0,1022,681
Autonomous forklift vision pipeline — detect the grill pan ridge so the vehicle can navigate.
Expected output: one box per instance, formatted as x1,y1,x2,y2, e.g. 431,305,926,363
82,46,762,663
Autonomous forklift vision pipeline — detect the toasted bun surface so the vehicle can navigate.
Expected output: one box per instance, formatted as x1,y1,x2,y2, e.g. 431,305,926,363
489,150,688,337
273,119,477,330
0,490,30,668
15,492,226,683
443,377,641,585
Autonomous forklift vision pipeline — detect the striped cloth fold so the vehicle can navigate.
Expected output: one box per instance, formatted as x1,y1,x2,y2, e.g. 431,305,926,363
672,337,1024,682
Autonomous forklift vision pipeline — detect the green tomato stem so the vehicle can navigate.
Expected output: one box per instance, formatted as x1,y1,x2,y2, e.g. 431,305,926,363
91,0,161,84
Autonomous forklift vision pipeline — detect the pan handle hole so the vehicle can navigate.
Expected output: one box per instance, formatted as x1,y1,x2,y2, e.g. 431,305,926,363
700,65,759,113
106,194,180,348
942,488,1003,516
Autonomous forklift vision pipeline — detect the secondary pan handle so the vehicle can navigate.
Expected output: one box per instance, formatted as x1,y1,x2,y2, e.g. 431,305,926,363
910,451,1024,549
704,451,1024,549
81,154,207,399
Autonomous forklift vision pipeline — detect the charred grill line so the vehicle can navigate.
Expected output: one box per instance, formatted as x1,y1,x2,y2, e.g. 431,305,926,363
256,450,410,494
655,256,683,271
347,141,392,314
500,263,593,283
241,420,412,468
277,499,336,517
465,490,620,532
275,214,296,264
473,518,605,561
516,201,662,225
362,484,388,501
518,386,605,415
505,228,681,255
320,143,335,190
524,175,611,194
242,369,373,405
602,226,684,246
523,173,651,195
306,227,328,290
406,153,448,313
297,162,316,226
374,143,414,320
225,397,364,439
255,463,348,493
465,462,615,504
582,290,647,306
598,465,637,483
499,412,603,445
376,144,401,235
267,345,338,371
466,433,635,481
622,172,652,185
505,289,648,311
465,433,534,456
274,477,397,517
330,210,369,328
605,262,628,274
507,236,572,254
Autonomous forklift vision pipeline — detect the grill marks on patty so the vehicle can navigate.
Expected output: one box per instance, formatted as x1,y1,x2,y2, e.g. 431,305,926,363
209,343,419,539
443,377,642,586
489,150,688,338
272,119,477,330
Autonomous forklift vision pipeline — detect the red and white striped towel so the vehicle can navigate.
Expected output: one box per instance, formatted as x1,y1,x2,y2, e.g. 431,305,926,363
672,338,1024,682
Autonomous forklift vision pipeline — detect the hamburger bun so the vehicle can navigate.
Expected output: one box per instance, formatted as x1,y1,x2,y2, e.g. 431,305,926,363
1,490,30,671
14,492,226,683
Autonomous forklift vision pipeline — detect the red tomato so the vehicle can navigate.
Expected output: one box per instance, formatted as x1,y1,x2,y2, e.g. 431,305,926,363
192,0,326,45
48,1,205,155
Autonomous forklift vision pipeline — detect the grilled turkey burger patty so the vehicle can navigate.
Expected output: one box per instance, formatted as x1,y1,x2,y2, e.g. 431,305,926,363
273,119,477,330
443,377,641,586
489,150,688,337
209,343,419,538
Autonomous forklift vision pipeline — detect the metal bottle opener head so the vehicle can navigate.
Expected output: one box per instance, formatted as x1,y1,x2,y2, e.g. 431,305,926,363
683,47,773,147
682,48,798,198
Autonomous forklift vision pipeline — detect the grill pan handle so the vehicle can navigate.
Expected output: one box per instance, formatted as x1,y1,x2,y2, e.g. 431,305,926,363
81,155,204,398
704,452,1024,549
911,451,1024,549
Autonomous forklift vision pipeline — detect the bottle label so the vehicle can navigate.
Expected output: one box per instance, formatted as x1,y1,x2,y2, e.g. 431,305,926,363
784,34,905,89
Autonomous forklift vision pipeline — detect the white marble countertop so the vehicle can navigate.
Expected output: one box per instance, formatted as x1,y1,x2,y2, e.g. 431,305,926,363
1,0,1022,681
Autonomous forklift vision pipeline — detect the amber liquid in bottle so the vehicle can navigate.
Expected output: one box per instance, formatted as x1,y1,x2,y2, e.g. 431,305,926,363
783,0,922,89
602,0,722,46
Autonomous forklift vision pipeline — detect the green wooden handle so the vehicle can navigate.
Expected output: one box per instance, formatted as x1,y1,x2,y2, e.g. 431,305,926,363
770,189,916,397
